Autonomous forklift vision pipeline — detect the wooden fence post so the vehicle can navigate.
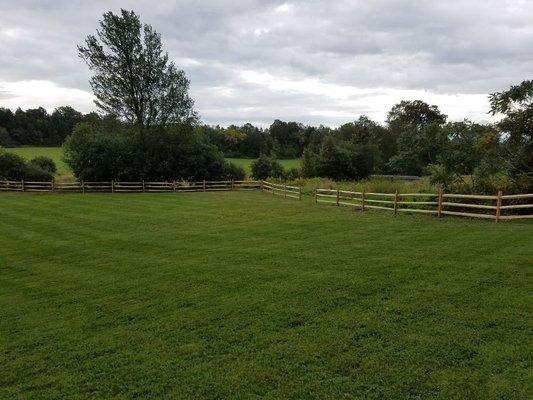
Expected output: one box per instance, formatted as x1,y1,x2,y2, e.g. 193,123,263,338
336,189,340,206
315,189,318,203
82,180,85,194
51,179,54,193
260,181,264,191
394,190,399,214
495,190,502,223
231,180,234,190
203,179,206,192
111,181,114,193
173,181,176,193
21,180,25,192
361,188,366,212
142,180,145,193
437,189,443,218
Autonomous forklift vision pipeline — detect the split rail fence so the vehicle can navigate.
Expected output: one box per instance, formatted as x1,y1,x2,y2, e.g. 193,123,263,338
260,181,302,200
315,188,533,222
0,180,262,193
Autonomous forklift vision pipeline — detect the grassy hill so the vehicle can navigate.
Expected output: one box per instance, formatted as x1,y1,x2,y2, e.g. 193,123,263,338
1,191,531,399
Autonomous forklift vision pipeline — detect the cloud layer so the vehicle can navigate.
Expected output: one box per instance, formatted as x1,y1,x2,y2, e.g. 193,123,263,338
1,0,532,125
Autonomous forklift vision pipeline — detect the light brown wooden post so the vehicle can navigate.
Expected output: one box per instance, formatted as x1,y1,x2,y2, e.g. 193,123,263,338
82,180,85,194
437,189,443,218
315,189,318,204
260,181,264,191
173,180,176,193
495,190,502,223
361,189,365,211
51,179,54,193
203,179,206,192
21,180,25,192
394,190,399,214
111,181,114,193
336,189,340,206
231,180,234,190
142,180,145,192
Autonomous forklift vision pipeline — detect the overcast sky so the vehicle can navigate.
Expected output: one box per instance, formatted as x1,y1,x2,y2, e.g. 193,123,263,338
1,0,532,126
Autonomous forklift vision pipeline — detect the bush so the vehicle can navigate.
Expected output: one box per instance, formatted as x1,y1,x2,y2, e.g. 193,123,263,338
220,162,246,181
28,156,57,174
283,167,301,181
64,122,234,182
250,155,284,180
0,149,27,180
24,163,54,181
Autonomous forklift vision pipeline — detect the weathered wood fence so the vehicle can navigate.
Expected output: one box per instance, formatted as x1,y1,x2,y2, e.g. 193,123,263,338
315,188,533,222
0,180,261,193
261,181,302,200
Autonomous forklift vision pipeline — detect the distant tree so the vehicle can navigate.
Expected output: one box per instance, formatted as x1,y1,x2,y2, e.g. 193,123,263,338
50,106,83,144
386,100,447,175
78,9,196,129
489,80,533,190
251,155,284,180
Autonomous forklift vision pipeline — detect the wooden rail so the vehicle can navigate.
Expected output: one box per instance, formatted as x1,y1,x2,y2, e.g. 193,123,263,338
0,180,262,194
261,181,302,200
315,188,533,221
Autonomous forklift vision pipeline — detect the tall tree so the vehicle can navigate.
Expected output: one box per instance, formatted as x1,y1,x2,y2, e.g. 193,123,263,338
78,9,196,129
489,80,533,189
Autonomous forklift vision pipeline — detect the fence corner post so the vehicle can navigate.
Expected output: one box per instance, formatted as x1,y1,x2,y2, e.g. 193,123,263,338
437,188,443,218
394,190,399,214
361,188,365,212
496,190,503,223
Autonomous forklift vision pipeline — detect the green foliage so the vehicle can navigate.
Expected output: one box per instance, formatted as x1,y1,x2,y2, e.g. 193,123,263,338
1,192,531,399
64,121,232,182
250,155,284,180
24,163,54,181
220,162,246,181
0,148,27,179
27,156,57,174
78,9,196,128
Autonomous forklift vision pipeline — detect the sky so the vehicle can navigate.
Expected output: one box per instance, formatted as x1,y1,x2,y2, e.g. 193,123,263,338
1,0,532,127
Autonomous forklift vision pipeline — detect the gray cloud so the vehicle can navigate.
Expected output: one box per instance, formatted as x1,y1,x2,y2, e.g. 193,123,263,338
0,0,532,125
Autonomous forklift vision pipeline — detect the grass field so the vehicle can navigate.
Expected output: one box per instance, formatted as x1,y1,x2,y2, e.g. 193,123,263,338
4,147,300,178
226,158,300,174
5,147,70,176
1,191,531,399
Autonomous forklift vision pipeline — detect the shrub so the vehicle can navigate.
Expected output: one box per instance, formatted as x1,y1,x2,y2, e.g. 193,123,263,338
28,156,57,174
0,149,27,180
250,155,284,180
220,162,246,181
283,167,301,181
24,163,54,181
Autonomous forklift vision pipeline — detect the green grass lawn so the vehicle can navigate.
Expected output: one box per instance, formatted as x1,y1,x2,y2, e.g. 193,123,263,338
1,191,532,399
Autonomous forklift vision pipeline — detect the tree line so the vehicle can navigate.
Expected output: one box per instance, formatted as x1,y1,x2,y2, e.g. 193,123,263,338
0,9,531,194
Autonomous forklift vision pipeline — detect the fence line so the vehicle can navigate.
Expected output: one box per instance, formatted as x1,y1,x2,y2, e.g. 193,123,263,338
315,187,533,222
0,179,262,194
261,180,302,200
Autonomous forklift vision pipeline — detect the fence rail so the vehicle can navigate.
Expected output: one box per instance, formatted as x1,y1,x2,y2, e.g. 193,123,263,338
315,188,533,222
0,180,262,194
261,181,302,200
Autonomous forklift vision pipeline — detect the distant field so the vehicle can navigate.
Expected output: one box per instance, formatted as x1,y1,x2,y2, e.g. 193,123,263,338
0,191,531,399
5,147,69,175
4,148,300,178
226,157,300,174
